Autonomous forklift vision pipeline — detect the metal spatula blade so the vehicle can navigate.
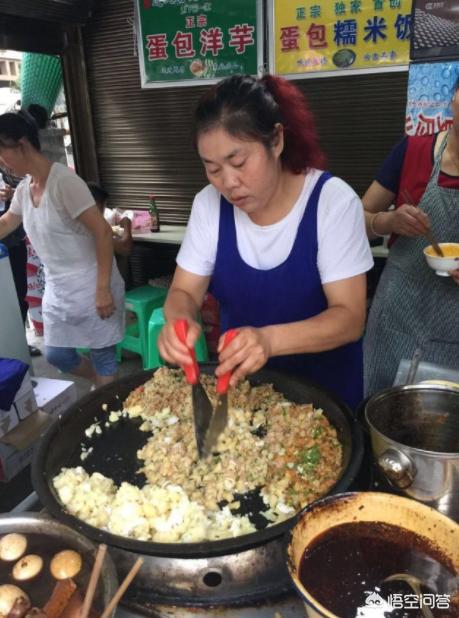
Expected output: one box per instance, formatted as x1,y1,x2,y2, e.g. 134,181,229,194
174,319,213,458
192,381,214,457
203,329,238,456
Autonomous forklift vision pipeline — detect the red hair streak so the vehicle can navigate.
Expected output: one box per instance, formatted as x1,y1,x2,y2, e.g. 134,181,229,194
262,75,326,174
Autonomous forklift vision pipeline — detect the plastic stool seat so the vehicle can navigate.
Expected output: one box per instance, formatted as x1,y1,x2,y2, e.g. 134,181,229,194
146,307,208,370
119,285,168,369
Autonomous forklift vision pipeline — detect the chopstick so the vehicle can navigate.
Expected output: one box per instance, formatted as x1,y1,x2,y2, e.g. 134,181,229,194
400,189,444,257
80,543,107,618
99,557,144,618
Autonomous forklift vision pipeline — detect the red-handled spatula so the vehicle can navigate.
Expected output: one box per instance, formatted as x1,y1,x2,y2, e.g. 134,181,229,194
174,319,214,459
203,329,238,456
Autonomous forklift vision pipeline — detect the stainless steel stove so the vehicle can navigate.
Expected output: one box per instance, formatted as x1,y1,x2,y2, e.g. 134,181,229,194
115,598,306,618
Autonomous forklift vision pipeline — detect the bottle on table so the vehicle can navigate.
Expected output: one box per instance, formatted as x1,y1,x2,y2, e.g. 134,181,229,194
148,194,160,233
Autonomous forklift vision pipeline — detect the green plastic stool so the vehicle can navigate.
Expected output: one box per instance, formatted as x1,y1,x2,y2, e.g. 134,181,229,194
119,286,168,369
146,307,209,370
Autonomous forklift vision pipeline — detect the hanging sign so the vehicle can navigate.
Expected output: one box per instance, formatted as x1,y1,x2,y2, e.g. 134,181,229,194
405,61,459,135
269,0,412,77
136,0,262,88
411,0,459,62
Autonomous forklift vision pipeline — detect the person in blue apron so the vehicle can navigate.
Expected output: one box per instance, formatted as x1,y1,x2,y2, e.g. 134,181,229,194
158,75,373,411
0,110,125,388
363,77,459,396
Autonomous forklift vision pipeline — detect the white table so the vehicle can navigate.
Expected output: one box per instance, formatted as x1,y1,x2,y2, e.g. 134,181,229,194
132,225,185,245
132,225,390,258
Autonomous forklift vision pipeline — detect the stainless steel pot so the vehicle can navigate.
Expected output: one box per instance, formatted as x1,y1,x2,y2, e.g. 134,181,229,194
0,513,118,611
365,384,459,520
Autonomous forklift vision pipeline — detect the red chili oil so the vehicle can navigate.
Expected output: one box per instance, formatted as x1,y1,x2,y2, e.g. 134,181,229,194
298,521,459,618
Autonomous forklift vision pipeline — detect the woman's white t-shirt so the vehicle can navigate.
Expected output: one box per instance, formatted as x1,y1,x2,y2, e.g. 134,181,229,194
10,163,125,348
177,169,374,283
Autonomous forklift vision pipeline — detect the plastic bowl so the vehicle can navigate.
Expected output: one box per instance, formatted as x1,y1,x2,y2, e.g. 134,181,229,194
423,242,459,276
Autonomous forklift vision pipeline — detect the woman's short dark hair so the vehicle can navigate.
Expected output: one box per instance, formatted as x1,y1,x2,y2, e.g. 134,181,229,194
87,181,109,204
0,111,41,151
192,74,325,174
27,104,49,130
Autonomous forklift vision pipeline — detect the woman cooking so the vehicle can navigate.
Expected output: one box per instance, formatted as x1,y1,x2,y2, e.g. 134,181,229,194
0,111,125,388
363,76,459,396
158,74,373,411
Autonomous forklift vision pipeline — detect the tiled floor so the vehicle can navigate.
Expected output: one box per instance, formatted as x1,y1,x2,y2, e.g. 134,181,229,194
0,327,143,512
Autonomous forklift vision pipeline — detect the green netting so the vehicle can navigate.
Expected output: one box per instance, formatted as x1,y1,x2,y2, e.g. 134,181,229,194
20,53,63,115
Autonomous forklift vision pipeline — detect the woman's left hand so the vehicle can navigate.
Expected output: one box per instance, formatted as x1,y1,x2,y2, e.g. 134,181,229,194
450,269,459,285
215,327,272,386
96,287,115,319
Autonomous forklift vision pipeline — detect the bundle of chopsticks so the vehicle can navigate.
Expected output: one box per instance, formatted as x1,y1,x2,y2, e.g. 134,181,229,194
81,544,143,618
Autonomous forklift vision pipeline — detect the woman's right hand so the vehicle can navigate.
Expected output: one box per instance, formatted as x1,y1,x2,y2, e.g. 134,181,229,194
390,203,430,237
158,318,202,367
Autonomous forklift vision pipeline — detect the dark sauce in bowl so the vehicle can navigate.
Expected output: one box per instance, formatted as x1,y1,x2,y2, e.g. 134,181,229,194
0,533,102,609
299,522,459,618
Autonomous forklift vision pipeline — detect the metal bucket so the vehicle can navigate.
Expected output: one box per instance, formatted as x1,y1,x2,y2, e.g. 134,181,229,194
365,384,459,520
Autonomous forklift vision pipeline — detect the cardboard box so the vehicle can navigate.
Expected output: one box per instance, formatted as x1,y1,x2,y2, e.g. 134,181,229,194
32,377,77,419
0,371,37,439
0,377,77,482
0,410,53,482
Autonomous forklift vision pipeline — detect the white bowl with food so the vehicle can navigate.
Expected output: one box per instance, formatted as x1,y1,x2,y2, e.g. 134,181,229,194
423,242,459,276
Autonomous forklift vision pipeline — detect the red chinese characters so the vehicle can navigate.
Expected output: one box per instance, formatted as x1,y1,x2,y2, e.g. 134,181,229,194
172,31,196,58
307,23,327,49
280,26,300,51
228,23,255,54
146,33,168,60
200,27,224,56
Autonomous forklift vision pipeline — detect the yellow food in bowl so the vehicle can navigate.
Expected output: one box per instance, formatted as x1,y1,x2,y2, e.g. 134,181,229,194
425,243,459,258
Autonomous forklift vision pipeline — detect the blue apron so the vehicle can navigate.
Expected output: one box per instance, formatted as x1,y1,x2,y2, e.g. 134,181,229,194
209,172,363,411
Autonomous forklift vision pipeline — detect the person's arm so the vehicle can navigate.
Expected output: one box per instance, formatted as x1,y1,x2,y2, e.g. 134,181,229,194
216,274,367,385
363,137,430,239
158,266,211,366
113,217,133,256
362,180,430,240
0,210,22,239
77,205,115,319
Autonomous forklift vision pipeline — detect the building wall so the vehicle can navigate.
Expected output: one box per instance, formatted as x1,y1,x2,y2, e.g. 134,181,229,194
0,50,21,86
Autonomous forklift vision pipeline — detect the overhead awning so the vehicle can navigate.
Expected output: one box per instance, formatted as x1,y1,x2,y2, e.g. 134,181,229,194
0,0,95,54
0,1,94,24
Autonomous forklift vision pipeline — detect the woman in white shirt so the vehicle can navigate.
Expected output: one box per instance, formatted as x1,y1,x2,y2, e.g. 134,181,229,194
0,111,124,387
158,74,373,411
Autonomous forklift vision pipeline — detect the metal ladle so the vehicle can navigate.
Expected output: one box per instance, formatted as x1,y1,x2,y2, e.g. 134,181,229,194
406,347,423,385
383,573,434,618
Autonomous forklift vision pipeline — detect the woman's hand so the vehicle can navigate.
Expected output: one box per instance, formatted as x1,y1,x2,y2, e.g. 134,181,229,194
390,203,430,237
96,287,115,319
158,318,202,367
450,269,459,285
0,184,14,202
215,327,272,386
